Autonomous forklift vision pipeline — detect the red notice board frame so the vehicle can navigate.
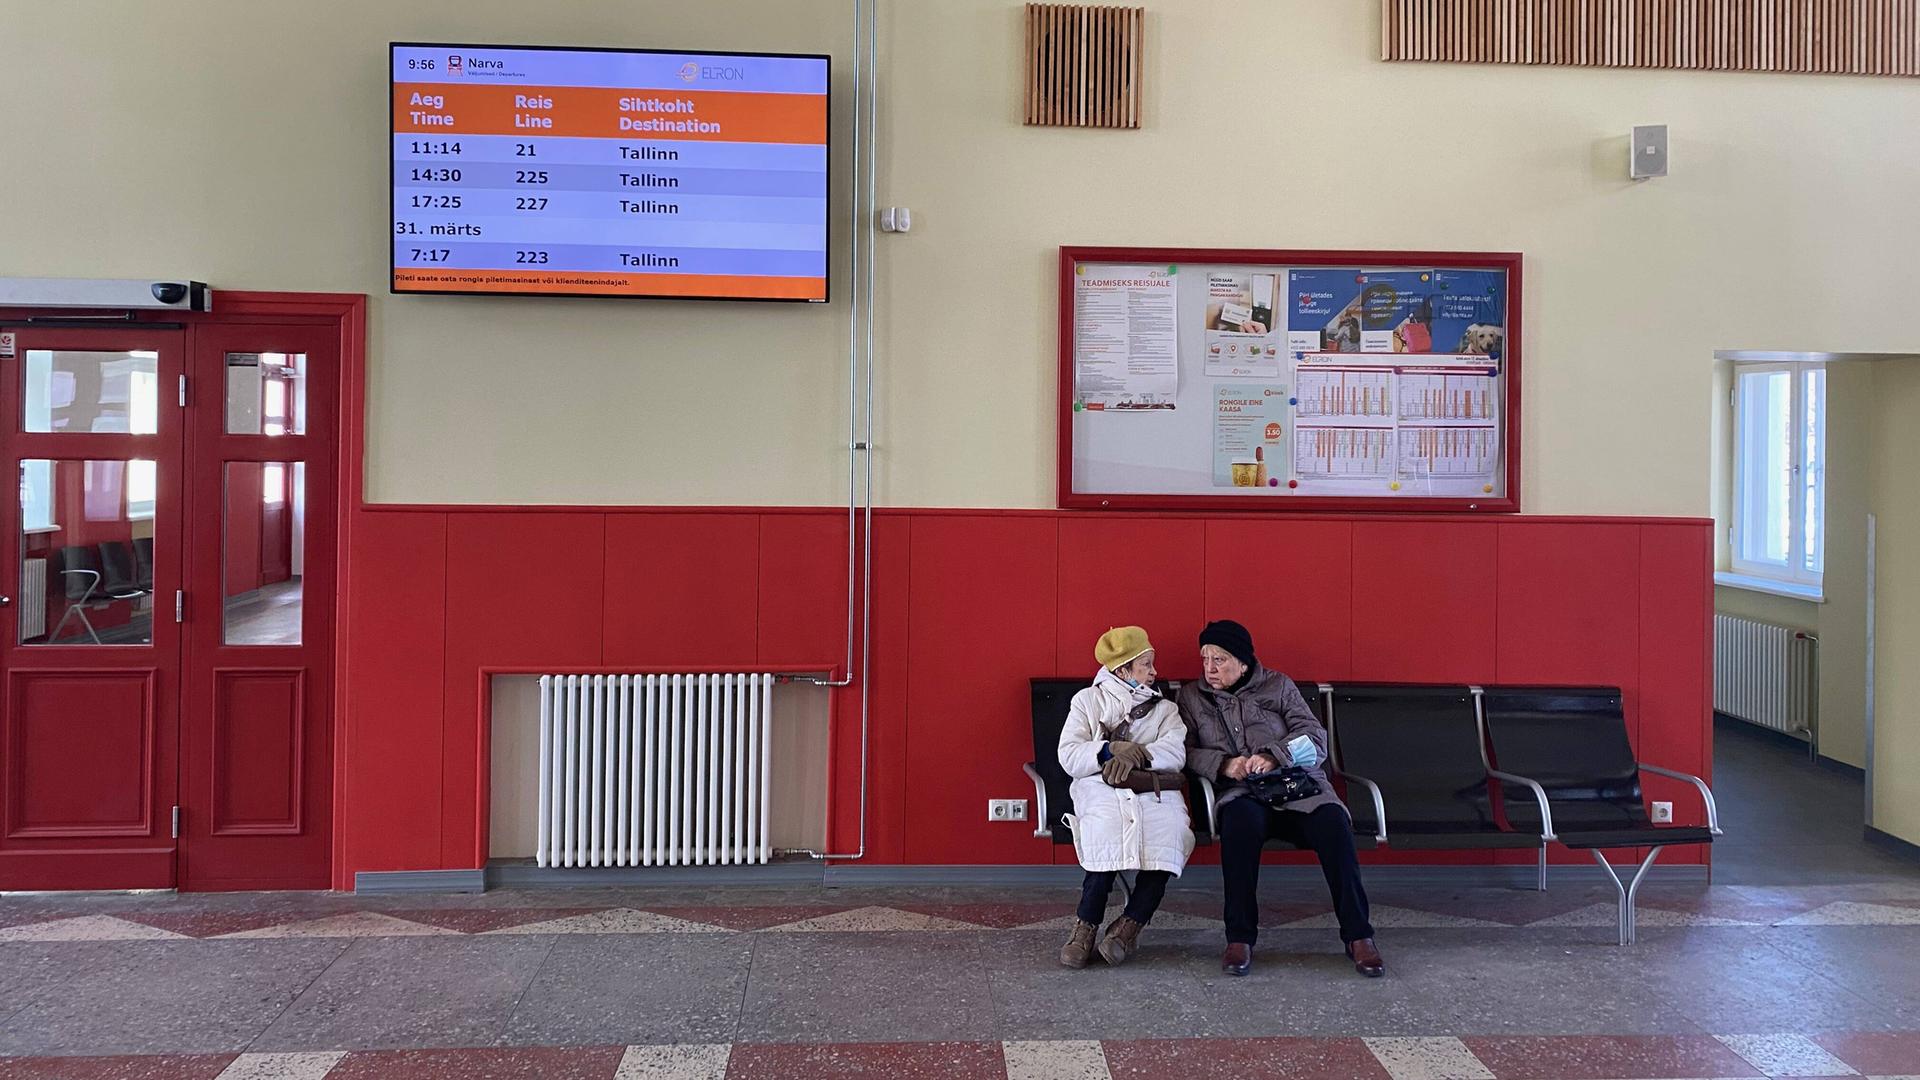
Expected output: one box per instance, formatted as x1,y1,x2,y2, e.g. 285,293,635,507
1058,246,1523,513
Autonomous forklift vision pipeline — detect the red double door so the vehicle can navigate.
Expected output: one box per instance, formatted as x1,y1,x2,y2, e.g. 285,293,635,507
0,322,336,890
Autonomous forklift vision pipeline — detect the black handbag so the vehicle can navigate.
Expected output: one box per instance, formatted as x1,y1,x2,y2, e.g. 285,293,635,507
1244,766,1321,806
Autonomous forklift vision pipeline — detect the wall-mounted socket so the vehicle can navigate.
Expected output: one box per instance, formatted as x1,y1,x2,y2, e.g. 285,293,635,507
988,799,1029,822
1651,801,1674,824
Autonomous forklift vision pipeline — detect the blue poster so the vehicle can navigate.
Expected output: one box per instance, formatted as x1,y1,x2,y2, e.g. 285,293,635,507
1288,267,1507,361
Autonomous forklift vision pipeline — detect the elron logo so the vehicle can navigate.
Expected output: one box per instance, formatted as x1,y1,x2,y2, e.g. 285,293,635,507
677,61,699,81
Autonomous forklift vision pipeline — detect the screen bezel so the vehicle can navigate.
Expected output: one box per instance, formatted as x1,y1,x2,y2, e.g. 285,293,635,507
389,41,832,304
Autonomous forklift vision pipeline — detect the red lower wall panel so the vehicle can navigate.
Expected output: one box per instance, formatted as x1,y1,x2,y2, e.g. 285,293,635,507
335,509,1715,880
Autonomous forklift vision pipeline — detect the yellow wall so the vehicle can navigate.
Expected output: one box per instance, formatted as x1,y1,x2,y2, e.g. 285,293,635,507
6,2,1920,511
1867,362,1920,845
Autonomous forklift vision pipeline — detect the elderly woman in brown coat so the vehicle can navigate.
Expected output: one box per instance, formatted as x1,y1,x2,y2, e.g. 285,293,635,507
1175,619,1383,978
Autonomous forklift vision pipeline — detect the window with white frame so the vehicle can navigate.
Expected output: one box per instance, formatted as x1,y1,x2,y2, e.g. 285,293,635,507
1731,361,1825,590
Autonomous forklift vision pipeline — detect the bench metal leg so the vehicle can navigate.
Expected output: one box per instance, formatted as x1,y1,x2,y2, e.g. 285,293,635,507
1537,845,1548,892
1590,847,1664,945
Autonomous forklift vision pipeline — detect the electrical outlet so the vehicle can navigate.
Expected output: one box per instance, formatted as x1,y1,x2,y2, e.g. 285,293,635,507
1009,800,1028,821
988,799,1029,822
1651,801,1674,824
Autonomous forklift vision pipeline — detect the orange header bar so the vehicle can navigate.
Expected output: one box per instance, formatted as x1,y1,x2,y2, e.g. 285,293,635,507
394,83,826,144
393,268,826,301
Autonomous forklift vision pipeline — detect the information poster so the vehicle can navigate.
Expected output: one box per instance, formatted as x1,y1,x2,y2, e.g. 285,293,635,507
1073,265,1179,410
1202,270,1283,378
1212,384,1289,487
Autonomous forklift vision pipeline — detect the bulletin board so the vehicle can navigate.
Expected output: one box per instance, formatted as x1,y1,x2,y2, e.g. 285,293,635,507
1060,246,1522,513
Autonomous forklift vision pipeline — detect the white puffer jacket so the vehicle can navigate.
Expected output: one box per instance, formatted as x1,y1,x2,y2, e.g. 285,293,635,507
1058,669,1195,875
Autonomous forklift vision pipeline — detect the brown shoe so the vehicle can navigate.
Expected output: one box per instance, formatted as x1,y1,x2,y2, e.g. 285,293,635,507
1098,916,1144,966
1345,937,1384,977
1059,919,1097,969
1221,942,1252,976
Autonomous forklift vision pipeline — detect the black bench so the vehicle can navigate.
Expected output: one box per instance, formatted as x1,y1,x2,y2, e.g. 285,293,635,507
1325,684,1554,885
1480,685,1720,944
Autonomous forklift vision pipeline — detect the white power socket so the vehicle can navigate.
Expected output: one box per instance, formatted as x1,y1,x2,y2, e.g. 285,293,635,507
1651,801,1674,823
988,799,1030,822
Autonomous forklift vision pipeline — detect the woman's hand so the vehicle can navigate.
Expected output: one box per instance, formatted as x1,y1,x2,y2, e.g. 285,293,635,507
1223,756,1250,780
1101,756,1133,787
1245,753,1278,775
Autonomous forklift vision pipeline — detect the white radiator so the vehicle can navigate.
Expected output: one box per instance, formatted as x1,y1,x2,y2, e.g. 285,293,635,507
1714,613,1817,740
19,558,46,640
537,673,772,868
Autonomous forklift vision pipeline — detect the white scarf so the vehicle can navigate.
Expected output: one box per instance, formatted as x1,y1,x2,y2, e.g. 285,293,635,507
1093,665,1159,712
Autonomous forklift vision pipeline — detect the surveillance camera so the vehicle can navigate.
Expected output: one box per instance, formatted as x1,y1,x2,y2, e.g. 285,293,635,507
150,282,190,305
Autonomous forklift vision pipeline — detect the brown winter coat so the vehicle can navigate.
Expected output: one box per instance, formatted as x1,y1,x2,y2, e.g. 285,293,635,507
1175,664,1347,818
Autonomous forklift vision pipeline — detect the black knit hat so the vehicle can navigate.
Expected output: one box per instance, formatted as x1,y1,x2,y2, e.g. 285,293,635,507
1198,619,1256,668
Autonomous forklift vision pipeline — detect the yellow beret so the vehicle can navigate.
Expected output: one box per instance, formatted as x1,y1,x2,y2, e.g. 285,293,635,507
1094,626,1153,671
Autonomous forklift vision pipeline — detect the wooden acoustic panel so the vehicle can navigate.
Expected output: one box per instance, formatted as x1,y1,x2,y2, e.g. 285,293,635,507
1380,0,1919,77
1025,4,1145,127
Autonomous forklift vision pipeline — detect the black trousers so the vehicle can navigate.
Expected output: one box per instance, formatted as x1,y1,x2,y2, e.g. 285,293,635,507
1218,798,1374,945
1076,868,1172,926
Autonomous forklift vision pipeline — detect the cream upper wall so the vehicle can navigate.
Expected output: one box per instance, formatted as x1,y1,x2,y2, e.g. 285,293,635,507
1867,362,1920,845
4,1,1920,511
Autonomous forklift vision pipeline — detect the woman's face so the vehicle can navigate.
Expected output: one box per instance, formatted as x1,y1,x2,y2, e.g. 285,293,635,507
1200,644,1246,690
1114,650,1156,687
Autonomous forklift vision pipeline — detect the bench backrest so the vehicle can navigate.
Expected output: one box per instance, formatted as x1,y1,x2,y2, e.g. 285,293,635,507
1479,686,1646,831
1029,679,1092,842
1329,684,1500,833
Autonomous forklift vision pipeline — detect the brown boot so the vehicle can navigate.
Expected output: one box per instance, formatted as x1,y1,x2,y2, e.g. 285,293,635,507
1059,919,1097,968
1097,915,1144,966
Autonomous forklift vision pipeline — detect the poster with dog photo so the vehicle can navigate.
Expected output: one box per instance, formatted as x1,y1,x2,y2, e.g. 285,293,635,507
1288,267,1506,364
1202,270,1283,378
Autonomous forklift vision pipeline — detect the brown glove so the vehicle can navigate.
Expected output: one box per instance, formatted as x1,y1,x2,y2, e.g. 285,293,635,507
1101,756,1134,786
1107,740,1149,769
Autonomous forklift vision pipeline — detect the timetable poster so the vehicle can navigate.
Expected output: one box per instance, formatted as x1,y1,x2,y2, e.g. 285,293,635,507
391,45,828,301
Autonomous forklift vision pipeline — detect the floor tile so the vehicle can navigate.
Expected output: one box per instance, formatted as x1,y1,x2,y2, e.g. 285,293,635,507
326,1046,625,1078
1461,1034,1762,1078
1777,903,1920,927
613,1043,731,1079
0,1055,237,1079
1364,1036,1496,1079
390,908,602,934
0,917,185,943
1814,1033,1920,1076
218,912,459,939
979,931,1229,1041
1103,1036,1393,1079
497,934,751,1046
1002,1039,1111,1080
1717,1033,1860,1076
0,941,349,1056
1639,932,1902,1033
485,909,727,935
1762,929,1920,1022
212,1051,346,1079
757,906,981,932
735,933,994,1043
1275,905,1507,931
248,936,553,1052
635,907,852,932
722,1041,1004,1079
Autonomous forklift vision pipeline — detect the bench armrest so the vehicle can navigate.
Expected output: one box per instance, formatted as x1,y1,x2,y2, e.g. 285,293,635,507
1195,774,1217,837
1639,762,1723,835
1333,770,1388,845
1021,762,1052,838
1488,769,1557,842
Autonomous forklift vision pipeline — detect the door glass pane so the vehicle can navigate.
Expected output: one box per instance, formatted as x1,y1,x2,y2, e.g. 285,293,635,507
224,461,302,645
19,459,156,646
225,353,307,436
23,350,160,433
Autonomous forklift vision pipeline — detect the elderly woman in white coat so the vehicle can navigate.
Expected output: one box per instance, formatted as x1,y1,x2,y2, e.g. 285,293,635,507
1056,626,1194,968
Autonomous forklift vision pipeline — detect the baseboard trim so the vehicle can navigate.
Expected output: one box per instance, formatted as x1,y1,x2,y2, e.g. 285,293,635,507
1863,825,1920,864
353,869,487,894
482,860,826,889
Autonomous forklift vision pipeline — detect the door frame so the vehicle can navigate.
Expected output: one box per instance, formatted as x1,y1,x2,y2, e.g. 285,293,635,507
0,291,364,891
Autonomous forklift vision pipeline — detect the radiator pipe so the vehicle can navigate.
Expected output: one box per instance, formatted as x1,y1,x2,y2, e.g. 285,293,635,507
794,0,878,862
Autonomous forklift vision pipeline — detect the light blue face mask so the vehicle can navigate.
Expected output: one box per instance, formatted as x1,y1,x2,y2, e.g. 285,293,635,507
1122,676,1142,688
